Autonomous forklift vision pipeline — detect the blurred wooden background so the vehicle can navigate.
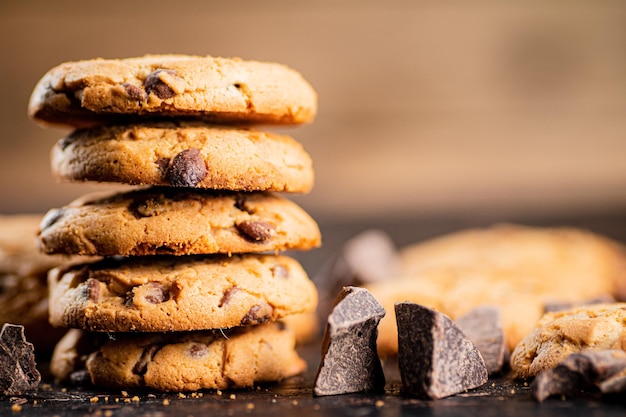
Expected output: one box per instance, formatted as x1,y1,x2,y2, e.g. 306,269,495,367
1,0,626,224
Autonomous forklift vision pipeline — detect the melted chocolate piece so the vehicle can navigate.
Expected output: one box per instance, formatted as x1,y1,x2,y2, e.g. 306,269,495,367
144,69,177,99
0,324,41,395
313,286,386,396
165,148,207,187
236,220,275,242
395,302,488,399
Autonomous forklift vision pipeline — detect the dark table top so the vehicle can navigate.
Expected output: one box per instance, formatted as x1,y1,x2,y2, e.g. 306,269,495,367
4,209,626,416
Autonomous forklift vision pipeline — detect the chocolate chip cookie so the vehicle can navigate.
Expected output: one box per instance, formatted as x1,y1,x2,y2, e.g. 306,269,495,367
28,55,317,128
38,187,320,256
51,121,314,192
365,224,626,357
510,303,626,379
48,254,318,332
51,322,306,391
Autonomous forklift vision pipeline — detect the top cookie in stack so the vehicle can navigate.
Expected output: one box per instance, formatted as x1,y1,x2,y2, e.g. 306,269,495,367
28,55,321,392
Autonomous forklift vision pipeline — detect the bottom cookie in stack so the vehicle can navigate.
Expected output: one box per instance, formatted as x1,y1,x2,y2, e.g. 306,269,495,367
47,253,318,391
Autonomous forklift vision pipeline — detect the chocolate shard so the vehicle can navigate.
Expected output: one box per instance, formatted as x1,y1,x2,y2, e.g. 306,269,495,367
0,324,41,395
313,286,386,396
314,230,398,323
395,302,488,399
455,306,508,375
532,350,626,401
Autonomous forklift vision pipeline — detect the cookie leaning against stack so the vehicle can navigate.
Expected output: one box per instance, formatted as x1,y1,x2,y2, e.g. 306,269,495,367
28,54,321,392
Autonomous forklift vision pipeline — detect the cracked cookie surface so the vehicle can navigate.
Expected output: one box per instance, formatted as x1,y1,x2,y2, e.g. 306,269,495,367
48,254,318,332
51,322,306,392
28,54,317,128
510,303,626,378
51,121,314,192
38,187,321,256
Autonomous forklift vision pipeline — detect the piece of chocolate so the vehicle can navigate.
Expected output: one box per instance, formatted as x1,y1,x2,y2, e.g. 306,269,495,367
314,230,398,322
0,324,41,395
532,350,626,401
455,306,508,375
313,286,386,396
395,302,488,399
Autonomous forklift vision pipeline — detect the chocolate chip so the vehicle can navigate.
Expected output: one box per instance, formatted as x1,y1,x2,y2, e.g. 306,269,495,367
271,264,289,279
141,282,168,304
532,350,626,401
456,306,508,376
129,195,167,218
219,287,238,308
86,278,100,303
186,343,208,359
123,82,147,102
165,148,207,187
240,304,272,326
313,286,386,397
395,302,488,399
132,344,161,375
236,220,275,242
0,324,41,395
144,69,177,99
234,195,255,214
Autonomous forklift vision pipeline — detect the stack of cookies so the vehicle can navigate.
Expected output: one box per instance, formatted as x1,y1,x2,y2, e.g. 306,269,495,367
27,55,321,392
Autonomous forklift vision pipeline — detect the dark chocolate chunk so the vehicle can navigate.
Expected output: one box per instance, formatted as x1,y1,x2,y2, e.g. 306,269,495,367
240,304,272,326
144,69,177,99
186,343,208,359
130,195,167,218
456,306,509,375
86,278,101,303
123,82,147,102
236,220,275,242
532,350,626,401
395,302,488,399
141,282,169,304
219,286,239,307
314,230,398,324
40,208,66,230
132,344,161,375
313,286,386,396
165,148,208,187
0,324,41,395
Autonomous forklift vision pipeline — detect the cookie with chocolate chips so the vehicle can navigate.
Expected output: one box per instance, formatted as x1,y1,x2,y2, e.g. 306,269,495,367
38,187,320,256
51,121,314,192
50,322,306,392
28,54,317,128
47,254,318,332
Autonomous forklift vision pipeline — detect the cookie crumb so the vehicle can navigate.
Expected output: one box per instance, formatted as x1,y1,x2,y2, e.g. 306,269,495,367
229,394,236,400
11,404,21,412
90,396,99,403
104,411,113,417
178,393,186,399
216,390,222,396
246,403,255,410
121,390,128,397
132,396,140,402
163,399,170,406
292,400,299,406
375,400,385,407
